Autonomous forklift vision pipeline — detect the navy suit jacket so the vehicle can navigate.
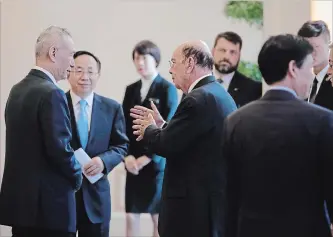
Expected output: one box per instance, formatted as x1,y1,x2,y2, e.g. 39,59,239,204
144,76,237,237
66,92,129,225
0,69,82,232
223,90,333,237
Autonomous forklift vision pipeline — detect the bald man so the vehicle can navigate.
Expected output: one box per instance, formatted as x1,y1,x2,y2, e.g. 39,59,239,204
130,41,237,237
0,26,82,237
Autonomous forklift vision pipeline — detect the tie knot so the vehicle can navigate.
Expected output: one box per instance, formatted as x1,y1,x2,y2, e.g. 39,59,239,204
313,77,318,84
217,78,223,83
79,99,87,109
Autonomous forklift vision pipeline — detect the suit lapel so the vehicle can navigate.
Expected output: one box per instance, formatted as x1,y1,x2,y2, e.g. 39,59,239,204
192,76,215,90
228,71,241,98
86,94,104,151
315,74,330,103
65,92,81,150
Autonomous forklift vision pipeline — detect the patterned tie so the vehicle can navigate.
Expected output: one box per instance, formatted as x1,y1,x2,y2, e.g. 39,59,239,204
77,99,88,149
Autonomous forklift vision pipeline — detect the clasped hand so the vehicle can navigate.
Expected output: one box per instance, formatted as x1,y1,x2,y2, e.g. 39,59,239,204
124,155,151,175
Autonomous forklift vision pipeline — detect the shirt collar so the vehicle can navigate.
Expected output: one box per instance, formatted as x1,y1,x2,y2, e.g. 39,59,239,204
140,72,158,85
34,66,57,85
267,85,297,97
70,90,94,107
315,64,329,84
188,73,212,93
213,68,235,83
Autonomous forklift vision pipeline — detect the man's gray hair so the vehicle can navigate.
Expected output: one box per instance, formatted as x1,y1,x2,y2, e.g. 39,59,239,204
181,44,214,70
35,26,72,58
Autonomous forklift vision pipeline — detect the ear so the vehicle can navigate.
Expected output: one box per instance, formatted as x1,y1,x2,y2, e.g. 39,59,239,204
287,60,297,79
48,46,57,63
186,56,195,73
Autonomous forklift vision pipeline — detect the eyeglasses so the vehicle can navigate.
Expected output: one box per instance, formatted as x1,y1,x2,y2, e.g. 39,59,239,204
71,69,99,77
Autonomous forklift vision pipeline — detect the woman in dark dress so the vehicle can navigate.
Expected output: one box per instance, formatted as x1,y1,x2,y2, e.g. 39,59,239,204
122,40,178,237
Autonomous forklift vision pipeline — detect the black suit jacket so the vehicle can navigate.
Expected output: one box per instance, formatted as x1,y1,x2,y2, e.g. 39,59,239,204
223,90,333,237
122,74,178,172
313,74,333,110
66,92,128,226
227,71,262,107
143,76,237,237
181,71,262,107
0,69,82,232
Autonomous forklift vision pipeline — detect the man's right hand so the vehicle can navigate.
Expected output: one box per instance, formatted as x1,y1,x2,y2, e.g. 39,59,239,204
124,155,139,175
130,101,165,128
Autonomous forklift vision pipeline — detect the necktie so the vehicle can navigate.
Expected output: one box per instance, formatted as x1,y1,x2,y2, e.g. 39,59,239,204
77,99,88,149
309,77,318,103
217,78,223,84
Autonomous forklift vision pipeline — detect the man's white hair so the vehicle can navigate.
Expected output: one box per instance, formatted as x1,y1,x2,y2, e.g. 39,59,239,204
35,26,72,58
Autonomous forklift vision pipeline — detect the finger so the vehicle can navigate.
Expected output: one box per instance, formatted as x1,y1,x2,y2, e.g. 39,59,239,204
132,124,142,129
130,108,145,115
133,130,141,135
129,113,144,119
133,119,145,125
84,162,94,170
85,165,97,174
150,101,159,114
136,135,143,141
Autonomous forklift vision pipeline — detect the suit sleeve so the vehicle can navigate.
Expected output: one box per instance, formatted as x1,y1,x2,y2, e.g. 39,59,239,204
319,113,333,223
40,88,82,191
143,95,211,158
222,116,240,237
98,104,129,174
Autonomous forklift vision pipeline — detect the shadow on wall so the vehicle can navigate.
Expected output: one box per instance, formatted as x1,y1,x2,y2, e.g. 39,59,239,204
225,1,263,82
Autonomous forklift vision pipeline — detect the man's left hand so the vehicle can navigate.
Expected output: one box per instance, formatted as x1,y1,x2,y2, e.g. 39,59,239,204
84,156,104,176
132,113,156,141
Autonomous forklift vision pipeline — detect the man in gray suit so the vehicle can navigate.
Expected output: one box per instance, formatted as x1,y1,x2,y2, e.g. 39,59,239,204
0,26,82,237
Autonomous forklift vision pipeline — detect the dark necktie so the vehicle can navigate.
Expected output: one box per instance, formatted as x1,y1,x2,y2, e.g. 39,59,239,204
309,77,318,103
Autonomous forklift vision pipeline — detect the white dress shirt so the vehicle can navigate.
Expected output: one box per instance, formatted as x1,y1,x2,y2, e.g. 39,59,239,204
140,72,158,102
34,66,57,85
188,74,212,93
213,68,235,90
70,91,94,131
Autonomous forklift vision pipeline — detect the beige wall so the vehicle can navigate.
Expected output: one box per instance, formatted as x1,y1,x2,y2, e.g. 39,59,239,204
0,0,313,236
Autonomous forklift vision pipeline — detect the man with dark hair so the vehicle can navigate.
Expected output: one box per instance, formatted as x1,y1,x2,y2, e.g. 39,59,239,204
223,34,333,237
67,50,129,237
129,40,237,237
212,31,262,107
298,20,333,110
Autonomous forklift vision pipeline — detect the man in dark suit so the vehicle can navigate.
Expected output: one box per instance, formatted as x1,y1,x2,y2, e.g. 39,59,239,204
223,34,333,237
66,50,129,237
130,40,237,237
298,20,332,110
0,26,82,237
211,31,262,107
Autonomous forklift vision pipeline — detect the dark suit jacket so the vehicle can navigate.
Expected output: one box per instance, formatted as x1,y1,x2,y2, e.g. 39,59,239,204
313,74,333,111
227,71,262,107
181,71,262,107
0,69,82,232
122,74,178,172
143,76,237,237
66,92,128,226
223,90,333,237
